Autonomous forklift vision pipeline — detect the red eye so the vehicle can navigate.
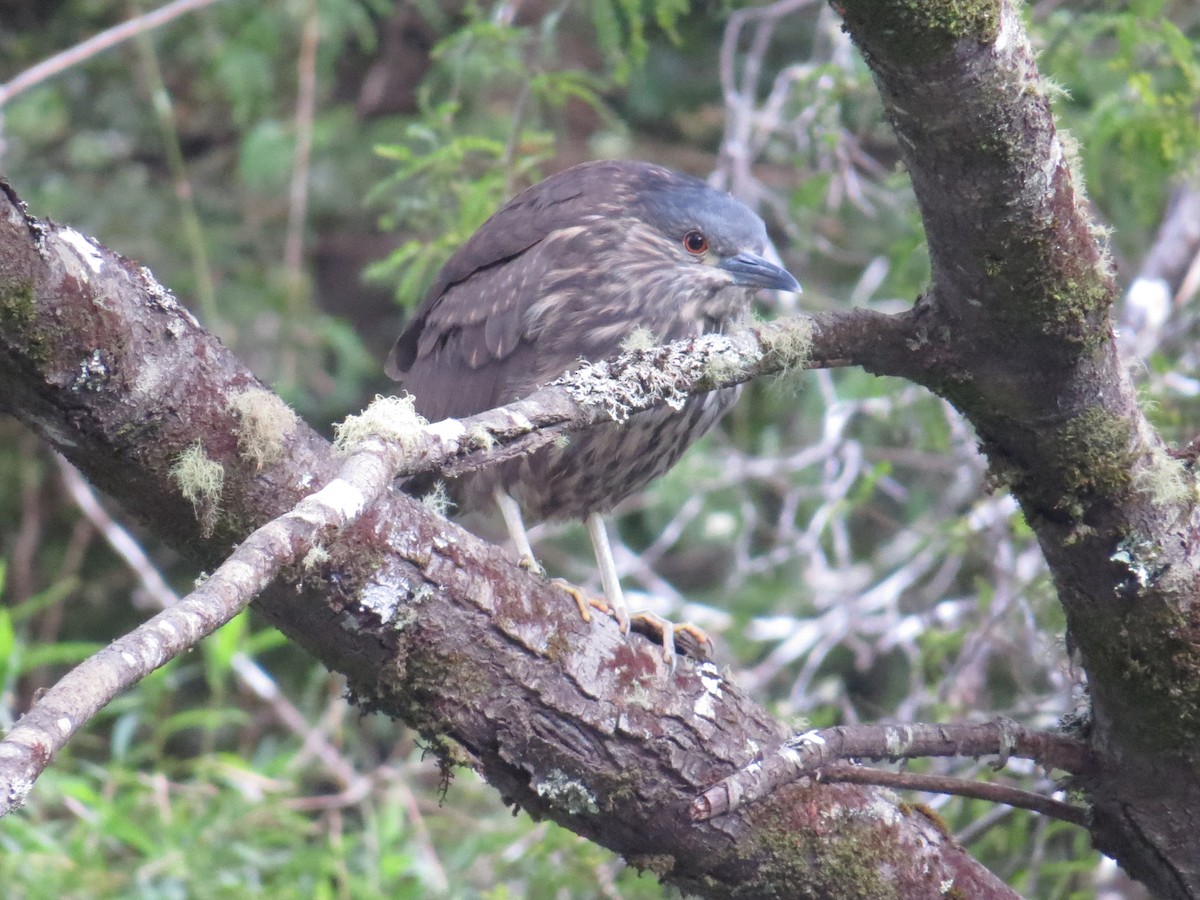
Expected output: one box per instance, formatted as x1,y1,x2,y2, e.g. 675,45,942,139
683,231,708,255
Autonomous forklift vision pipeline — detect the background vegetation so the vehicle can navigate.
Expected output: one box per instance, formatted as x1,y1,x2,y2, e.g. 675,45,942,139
2,0,1198,895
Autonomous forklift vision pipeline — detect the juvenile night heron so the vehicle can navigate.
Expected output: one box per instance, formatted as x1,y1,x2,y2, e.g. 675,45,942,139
386,160,800,660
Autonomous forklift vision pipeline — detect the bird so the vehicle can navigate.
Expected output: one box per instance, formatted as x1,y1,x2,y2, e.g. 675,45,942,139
386,159,800,661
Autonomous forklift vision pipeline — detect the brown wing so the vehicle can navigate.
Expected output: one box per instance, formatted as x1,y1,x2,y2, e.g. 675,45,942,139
385,161,664,420
393,241,561,420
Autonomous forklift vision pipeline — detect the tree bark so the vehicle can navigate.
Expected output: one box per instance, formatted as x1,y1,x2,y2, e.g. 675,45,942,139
835,1,1200,895
0,183,1014,897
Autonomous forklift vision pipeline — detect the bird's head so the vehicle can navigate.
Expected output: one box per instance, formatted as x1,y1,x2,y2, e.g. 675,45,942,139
621,165,801,297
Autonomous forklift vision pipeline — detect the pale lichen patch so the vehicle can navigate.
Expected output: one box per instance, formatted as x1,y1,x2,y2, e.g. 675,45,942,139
59,228,105,276
228,388,299,470
170,442,224,536
535,769,599,816
335,394,426,453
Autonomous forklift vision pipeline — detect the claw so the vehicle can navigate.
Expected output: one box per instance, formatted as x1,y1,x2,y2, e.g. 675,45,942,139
497,494,710,670
517,553,546,577
550,577,611,624
630,612,714,668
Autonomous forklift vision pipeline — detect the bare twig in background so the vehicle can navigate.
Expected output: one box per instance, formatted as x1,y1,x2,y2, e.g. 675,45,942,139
1120,180,1200,370
285,0,320,280
0,0,233,164
132,20,222,329
717,0,818,207
0,0,231,108
279,0,322,385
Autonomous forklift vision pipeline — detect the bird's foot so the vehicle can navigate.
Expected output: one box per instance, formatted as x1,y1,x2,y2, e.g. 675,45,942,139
630,612,714,668
517,553,546,578
549,578,612,625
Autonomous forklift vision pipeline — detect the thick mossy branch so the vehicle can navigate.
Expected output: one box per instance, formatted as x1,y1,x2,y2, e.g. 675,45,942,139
835,3,1200,893
838,0,1000,65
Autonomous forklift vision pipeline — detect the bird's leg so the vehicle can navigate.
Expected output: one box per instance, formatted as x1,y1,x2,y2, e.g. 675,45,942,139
493,488,542,575
585,514,714,666
494,488,600,623
585,512,631,635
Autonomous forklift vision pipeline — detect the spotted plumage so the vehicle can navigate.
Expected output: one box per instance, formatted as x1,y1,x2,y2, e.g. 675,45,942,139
387,159,799,657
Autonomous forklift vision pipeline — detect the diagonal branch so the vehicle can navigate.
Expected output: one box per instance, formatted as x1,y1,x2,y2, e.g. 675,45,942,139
0,0,232,108
0,181,1017,896
0,316,827,812
0,254,922,812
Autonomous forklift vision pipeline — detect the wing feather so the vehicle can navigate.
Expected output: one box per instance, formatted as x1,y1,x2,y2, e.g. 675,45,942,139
385,160,694,422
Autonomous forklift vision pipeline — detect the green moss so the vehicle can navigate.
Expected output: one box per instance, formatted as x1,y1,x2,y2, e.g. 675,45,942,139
0,277,49,363
334,394,425,453
976,223,1113,354
419,481,455,517
597,769,640,812
722,800,906,899
1132,447,1195,508
1035,274,1112,351
840,0,1000,65
701,350,749,388
1070,602,1200,752
1055,407,1133,505
465,424,495,451
627,854,675,878
991,407,1134,523
757,317,813,371
619,326,658,352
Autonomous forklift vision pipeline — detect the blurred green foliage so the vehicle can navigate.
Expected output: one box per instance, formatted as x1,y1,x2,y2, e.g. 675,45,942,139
1041,0,1200,247
2,0,1196,896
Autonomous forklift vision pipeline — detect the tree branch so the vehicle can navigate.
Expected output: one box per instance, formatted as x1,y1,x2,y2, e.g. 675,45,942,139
0,0,232,108
0,182,1016,897
691,718,1092,822
818,766,1089,829
0,309,854,810
834,1,1200,893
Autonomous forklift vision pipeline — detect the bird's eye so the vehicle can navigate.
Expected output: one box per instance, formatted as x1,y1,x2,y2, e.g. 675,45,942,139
683,231,708,255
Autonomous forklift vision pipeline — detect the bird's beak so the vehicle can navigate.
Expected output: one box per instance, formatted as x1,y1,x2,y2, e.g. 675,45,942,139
719,252,801,293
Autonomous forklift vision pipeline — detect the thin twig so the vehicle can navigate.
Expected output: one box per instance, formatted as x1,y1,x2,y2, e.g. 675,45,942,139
132,18,221,329
284,0,320,278
0,0,232,107
55,456,363,795
690,718,1092,821
818,765,1089,828
278,0,321,386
